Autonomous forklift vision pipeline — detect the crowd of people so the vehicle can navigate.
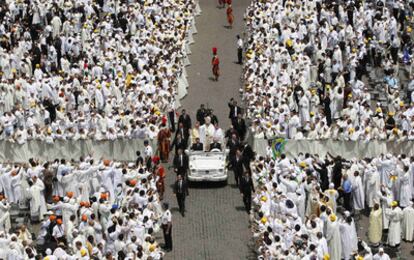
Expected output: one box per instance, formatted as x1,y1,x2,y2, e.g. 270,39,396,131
0,0,200,143
243,0,414,141
0,154,172,259
251,149,414,259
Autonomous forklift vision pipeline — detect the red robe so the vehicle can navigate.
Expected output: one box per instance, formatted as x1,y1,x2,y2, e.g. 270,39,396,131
157,128,171,162
155,165,166,199
227,7,234,26
212,56,220,77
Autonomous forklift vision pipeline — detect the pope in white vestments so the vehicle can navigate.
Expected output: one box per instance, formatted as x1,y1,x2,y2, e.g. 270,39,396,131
199,117,215,151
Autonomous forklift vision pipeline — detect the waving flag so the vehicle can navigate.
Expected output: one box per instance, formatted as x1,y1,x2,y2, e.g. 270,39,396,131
271,138,287,159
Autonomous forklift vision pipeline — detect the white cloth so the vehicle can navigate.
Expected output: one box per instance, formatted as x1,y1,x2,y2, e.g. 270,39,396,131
339,222,358,260
28,180,47,220
402,206,414,241
385,207,403,246
352,175,365,211
368,208,382,244
326,220,341,260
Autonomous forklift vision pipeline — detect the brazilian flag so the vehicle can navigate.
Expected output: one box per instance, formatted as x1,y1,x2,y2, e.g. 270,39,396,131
271,138,287,159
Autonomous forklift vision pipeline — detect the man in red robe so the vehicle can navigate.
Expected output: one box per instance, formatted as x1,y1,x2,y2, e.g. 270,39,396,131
153,157,166,200
212,47,220,81
157,120,171,162
226,4,234,28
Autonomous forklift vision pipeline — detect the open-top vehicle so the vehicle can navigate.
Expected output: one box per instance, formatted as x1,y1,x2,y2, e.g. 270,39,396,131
186,148,228,183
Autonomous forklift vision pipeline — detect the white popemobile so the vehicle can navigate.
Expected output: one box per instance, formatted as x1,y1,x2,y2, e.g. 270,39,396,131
186,148,228,183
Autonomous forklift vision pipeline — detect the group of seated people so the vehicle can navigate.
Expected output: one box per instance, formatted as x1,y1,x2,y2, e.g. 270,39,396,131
190,137,222,151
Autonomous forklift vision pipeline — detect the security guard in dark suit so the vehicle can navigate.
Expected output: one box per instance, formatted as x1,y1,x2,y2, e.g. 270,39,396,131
191,137,204,151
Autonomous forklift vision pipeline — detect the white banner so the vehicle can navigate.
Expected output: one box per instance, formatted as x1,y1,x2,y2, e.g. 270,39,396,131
0,139,156,163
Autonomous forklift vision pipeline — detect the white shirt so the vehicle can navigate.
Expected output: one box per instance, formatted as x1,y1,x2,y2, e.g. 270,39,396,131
237,38,243,49
161,210,172,225
144,145,153,158
52,224,65,239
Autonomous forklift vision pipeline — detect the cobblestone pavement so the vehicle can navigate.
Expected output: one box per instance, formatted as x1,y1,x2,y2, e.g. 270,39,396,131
180,0,250,127
162,173,256,260
161,0,254,258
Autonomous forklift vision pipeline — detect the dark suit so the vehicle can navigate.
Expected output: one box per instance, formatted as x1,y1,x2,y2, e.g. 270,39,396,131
210,114,219,125
231,156,244,185
234,118,246,140
173,154,189,176
242,144,254,170
175,127,190,144
168,110,176,132
191,142,203,151
196,108,207,125
171,136,187,154
225,128,239,140
239,175,254,213
209,142,222,151
227,139,240,161
178,114,192,130
174,179,189,215
228,102,241,122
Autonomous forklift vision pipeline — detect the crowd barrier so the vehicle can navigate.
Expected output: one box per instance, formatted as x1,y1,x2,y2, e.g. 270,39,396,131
253,138,414,159
0,139,156,163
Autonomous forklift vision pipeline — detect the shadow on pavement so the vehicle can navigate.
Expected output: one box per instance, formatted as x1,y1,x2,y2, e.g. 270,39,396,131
235,206,246,211
170,207,180,213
